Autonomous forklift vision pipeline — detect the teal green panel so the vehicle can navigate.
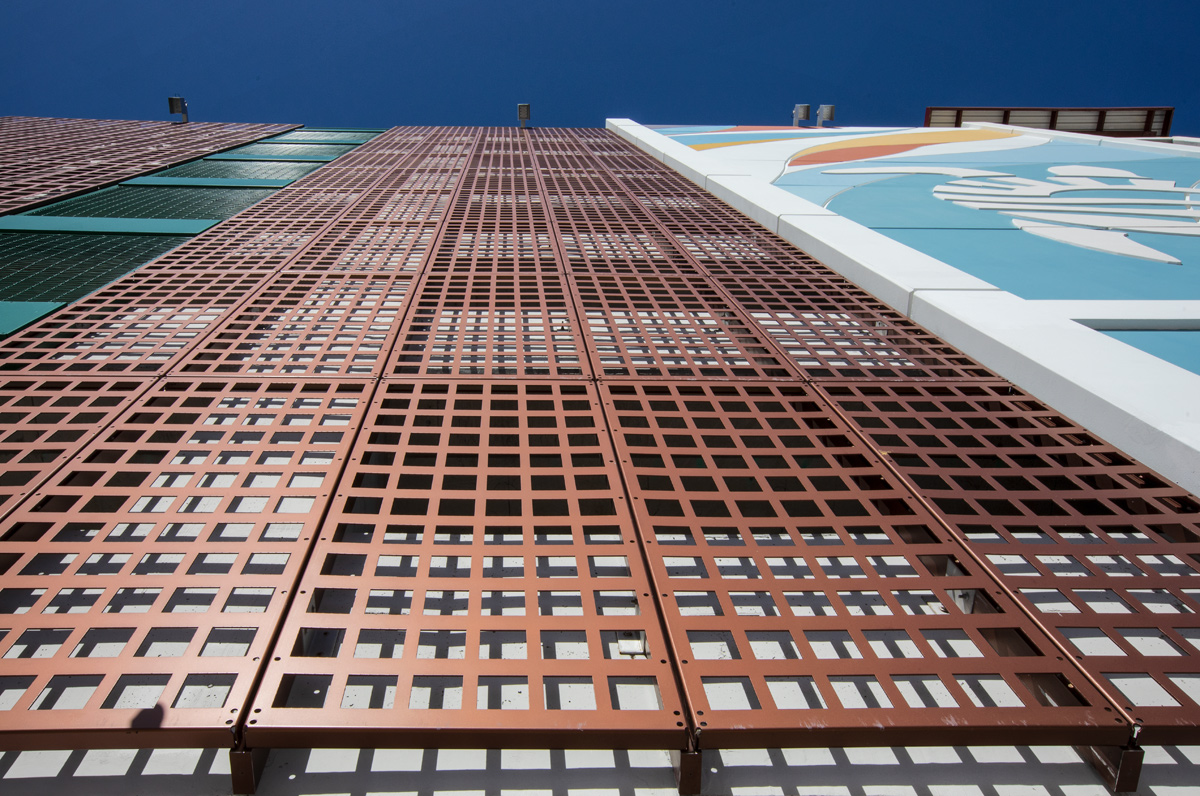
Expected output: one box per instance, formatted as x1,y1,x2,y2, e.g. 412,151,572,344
206,153,339,162
258,138,367,146
26,186,274,219
123,176,293,188
301,127,386,133
0,217,216,235
0,301,64,336
1105,330,1200,377
0,232,189,302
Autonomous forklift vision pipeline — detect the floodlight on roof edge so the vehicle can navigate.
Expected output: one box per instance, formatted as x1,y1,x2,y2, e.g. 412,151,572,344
168,96,189,124
518,103,531,129
792,104,810,126
817,104,835,127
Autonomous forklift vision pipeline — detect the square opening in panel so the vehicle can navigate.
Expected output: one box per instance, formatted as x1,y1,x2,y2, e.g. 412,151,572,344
955,675,1025,708
165,587,217,614
829,676,893,709
701,677,761,711
292,628,345,658
538,590,583,616
136,627,196,658
746,631,800,660
0,676,36,710
595,590,639,615
341,675,397,710
784,591,835,617
224,587,274,613
805,631,862,660
602,630,649,659
863,630,922,659
1017,673,1088,707
101,674,170,710
32,675,102,710
609,677,663,710
416,630,466,659
70,627,134,658
4,627,72,659
686,630,738,660
355,629,405,658
273,673,333,708
543,677,596,710
477,676,529,710
765,676,827,710
481,590,525,616
173,674,236,709
480,630,526,660
365,589,412,615
422,590,470,615
409,676,463,710
200,628,255,657
541,631,589,660
729,591,777,617
894,675,960,708
922,629,983,659
309,588,356,614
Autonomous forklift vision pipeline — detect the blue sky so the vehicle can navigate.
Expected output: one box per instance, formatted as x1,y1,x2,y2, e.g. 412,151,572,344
3,1,1197,132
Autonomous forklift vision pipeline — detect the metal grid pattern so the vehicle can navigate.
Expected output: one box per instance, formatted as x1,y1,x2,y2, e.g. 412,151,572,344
602,380,1125,748
819,381,1200,743
389,271,583,378
0,232,190,303
4,123,1195,793
26,186,276,220
0,117,296,215
0,377,152,520
0,377,368,748
248,379,689,749
176,269,415,378
574,273,790,380
0,132,411,375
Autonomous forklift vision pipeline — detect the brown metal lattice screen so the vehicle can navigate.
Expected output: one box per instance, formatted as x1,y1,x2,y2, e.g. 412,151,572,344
3,122,1199,794
0,116,298,215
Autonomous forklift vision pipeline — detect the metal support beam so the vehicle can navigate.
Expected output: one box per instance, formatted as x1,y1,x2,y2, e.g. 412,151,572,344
230,745,270,795
671,747,704,795
1075,743,1144,794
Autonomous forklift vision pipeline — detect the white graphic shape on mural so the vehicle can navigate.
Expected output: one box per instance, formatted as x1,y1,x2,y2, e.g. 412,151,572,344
823,165,1200,264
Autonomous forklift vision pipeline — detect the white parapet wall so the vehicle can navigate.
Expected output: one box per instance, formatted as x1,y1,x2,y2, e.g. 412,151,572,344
607,118,1200,494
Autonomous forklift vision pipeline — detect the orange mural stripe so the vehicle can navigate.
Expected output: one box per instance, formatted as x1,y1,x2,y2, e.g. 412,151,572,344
788,143,929,166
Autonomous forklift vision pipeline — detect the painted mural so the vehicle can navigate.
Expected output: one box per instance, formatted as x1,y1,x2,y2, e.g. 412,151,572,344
662,126,1200,302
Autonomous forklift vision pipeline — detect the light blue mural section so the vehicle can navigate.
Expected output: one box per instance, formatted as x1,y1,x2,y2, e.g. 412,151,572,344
883,228,1200,299
766,140,1200,300
1105,330,1200,377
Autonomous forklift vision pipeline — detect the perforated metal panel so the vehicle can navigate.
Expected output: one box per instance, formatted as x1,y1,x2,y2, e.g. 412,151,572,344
819,381,1200,743
4,123,1196,795
601,379,1125,747
0,377,152,520
248,379,689,749
0,117,297,215
0,377,368,748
